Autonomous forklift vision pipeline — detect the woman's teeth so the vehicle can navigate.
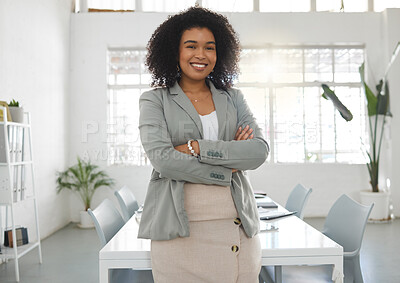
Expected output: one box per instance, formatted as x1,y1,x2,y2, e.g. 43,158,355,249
191,63,206,68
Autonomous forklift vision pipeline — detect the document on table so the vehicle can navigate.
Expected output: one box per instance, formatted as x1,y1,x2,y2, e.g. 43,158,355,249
258,207,297,220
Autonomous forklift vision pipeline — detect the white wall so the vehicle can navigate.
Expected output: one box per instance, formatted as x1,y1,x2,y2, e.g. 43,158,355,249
384,9,400,218
70,10,400,220
0,0,72,239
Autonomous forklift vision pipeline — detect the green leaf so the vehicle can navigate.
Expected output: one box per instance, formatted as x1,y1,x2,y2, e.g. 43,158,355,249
384,82,392,117
55,156,115,209
364,83,378,116
359,63,378,116
8,99,20,107
321,84,353,121
359,66,392,117
376,80,392,117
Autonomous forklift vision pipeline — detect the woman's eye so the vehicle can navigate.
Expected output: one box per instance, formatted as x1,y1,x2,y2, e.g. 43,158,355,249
186,46,195,49
206,47,215,50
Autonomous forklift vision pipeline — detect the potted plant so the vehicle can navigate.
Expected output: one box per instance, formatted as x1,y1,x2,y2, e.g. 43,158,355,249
322,42,399,221
56,157,115,228
8,99,24,123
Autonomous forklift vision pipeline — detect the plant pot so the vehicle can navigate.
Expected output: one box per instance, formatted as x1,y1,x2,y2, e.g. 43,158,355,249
360,190,390,221
9,106,24,123
78,210,94,228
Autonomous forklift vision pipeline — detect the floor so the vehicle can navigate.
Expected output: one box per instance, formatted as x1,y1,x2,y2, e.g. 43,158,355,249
0,218,399,283
306,218,400,283
0,223,99,283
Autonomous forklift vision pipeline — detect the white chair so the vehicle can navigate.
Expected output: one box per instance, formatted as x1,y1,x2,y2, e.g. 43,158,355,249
114,185,140,223
285,183,313,220
88,199,125,247
88,199,154,283
260,194,374,283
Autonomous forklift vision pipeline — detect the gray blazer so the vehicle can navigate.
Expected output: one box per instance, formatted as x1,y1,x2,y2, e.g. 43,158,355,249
138,80,269,240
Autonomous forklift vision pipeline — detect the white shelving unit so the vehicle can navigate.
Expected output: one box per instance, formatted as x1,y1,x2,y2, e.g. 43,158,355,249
0,107,42,282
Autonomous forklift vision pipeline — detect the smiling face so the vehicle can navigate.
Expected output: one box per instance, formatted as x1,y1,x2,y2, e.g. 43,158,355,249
178,27,217,84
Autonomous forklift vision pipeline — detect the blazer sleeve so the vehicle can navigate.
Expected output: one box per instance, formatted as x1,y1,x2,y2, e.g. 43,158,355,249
197,88,270,171
139,90,232,186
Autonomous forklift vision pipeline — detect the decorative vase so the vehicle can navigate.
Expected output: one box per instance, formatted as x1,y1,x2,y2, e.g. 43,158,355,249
78,210,94,228
360,190,390,221
9,106,24,123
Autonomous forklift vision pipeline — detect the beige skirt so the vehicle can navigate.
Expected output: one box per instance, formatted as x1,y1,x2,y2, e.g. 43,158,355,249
151,183,261,283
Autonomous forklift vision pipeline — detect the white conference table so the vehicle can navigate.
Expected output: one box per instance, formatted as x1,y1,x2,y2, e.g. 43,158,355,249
99,202,343,283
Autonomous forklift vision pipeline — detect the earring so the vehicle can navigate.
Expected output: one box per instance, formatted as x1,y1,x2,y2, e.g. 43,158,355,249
177,65,180,72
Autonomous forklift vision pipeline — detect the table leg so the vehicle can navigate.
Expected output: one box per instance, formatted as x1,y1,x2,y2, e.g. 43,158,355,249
99,261,108,283
259,266,274,283
332,257,344,283
274,265,282,283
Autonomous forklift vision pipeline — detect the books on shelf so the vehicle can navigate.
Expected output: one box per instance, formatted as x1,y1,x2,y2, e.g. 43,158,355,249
0,125,6,163
4,227,29,248
0,125,25,163
0,123,28,202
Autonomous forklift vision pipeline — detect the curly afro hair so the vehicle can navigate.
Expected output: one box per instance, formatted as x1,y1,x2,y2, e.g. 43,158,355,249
146,6,240,90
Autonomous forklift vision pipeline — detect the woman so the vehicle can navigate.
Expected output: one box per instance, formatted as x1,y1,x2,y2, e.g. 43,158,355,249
138,6,269,283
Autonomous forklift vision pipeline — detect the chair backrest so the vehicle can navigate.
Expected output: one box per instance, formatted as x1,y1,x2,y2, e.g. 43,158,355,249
87,199,125,247
285,184,313,219
323,194,374,254
114,185,140,222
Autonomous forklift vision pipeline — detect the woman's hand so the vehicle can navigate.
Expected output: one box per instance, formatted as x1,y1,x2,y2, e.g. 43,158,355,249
235,125,254,141
174,127,252,173
175,125,253,155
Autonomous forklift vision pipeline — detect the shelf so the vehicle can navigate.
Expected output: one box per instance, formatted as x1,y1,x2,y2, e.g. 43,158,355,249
0,111,41,281
0,242,40,260
0,121,30,128
0,161,33,166
0,195,36,206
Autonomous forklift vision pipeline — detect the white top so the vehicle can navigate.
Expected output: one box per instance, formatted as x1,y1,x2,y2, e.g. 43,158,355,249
199,111,218,141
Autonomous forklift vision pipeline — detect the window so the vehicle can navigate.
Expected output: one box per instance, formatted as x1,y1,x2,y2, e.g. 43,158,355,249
107,49,150,166
260,0,310,12
87,0,134,11
202,0,253,12
237,46,366,163
374,0,400,11
142,0,196,12
107,46,366,165
85,0,399,13
316,0,367,12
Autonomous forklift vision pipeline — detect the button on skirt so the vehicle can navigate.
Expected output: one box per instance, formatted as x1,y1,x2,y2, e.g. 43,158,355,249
151,183,261,283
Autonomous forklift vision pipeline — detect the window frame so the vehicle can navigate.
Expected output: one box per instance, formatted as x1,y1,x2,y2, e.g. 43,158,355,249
84,0,399,12
106,44,367,166
237,44,367,164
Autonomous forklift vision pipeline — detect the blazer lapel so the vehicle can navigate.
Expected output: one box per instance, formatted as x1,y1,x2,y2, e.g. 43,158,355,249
169,82,204,139
169,80,228,141
209,82,228,141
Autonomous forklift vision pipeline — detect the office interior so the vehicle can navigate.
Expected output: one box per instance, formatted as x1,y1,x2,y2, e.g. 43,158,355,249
1,0,400,282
